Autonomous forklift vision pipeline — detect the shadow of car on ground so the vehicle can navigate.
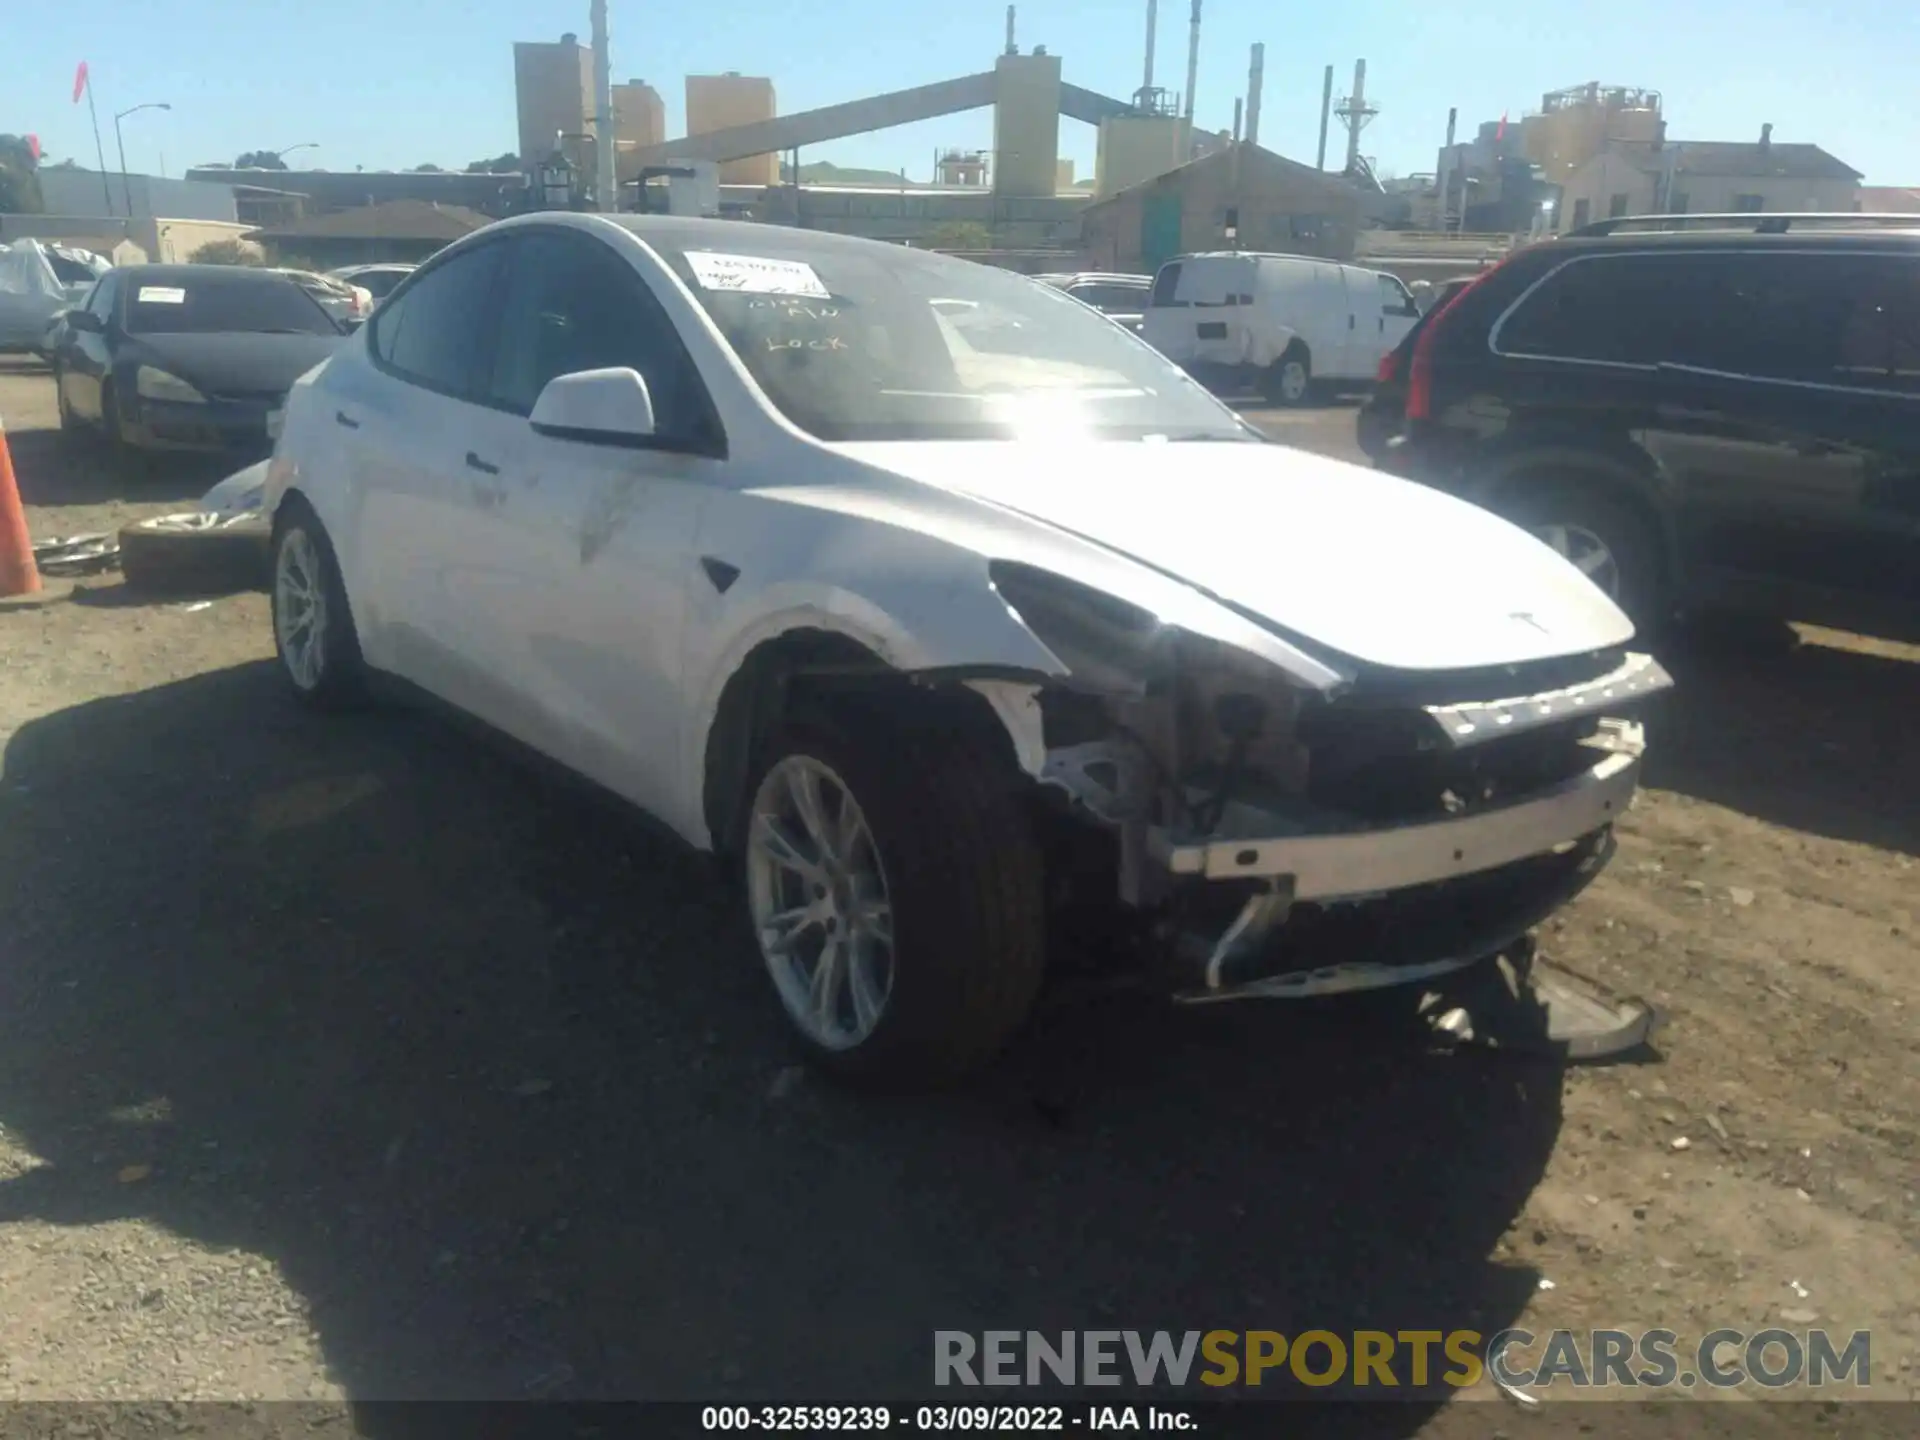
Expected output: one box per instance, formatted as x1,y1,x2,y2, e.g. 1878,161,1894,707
1643,626,1920,856
0,660,1565,1428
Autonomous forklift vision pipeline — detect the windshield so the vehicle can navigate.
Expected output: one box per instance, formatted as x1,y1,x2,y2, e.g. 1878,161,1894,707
124,276,339,336
652,239,1251,443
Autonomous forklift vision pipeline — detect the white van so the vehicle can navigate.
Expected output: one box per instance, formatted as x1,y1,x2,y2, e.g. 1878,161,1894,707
1142,252,1422,405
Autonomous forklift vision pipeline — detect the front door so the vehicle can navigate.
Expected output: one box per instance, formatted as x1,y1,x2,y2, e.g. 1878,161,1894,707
461,227,726,816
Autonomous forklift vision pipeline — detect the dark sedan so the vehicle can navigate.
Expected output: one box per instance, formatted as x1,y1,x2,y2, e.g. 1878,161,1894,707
48,264,345,463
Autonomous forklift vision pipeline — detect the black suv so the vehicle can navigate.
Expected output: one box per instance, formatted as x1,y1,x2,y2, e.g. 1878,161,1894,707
1360,214,1920,641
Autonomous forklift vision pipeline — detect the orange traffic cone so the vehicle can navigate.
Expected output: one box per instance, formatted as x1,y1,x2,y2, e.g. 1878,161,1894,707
0,416,42,598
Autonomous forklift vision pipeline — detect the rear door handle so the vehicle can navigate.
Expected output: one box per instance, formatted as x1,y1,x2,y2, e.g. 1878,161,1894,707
334,410,360,429
465,451,500,475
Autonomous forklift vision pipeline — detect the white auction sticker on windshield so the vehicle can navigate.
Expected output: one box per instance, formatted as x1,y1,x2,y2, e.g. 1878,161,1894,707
136,286,187,304
686,252,830,299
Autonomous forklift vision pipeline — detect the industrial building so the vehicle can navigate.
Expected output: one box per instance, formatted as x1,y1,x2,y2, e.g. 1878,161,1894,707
1520,84,1664,187
687,74,779,186
1555,126,1861,229
1079,143,1363,275
612,79,667,182
514,33,596,171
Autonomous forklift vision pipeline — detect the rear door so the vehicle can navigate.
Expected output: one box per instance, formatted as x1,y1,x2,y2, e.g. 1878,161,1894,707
348,238,512,708
1645,249,1920,618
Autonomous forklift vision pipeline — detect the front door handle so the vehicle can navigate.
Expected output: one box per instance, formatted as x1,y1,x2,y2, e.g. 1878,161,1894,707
334,410,360,429
465,451,500,475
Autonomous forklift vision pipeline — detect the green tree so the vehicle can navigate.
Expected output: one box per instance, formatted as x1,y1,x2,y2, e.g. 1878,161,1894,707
0,134,45,214
924,220,993,251
234,150,289,170
465,152,521,174
413,163,445,172
189,238,264,266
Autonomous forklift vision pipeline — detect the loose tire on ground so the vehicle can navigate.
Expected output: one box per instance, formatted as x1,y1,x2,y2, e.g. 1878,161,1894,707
269,499,368,710
118,513,269,596
738,695,1048,1088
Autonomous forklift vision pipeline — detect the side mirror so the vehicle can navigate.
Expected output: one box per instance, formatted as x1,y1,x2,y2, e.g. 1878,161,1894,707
528,367,656,444
68,310,105,334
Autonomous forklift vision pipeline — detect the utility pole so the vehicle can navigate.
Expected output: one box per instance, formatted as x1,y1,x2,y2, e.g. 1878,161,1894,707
1315,65,1333,170
590,0,617,211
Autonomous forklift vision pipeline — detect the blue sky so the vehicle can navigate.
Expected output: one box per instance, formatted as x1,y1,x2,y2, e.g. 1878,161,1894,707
8,0,1910,186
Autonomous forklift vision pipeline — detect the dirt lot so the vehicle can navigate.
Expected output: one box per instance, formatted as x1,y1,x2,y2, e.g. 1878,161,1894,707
1,357,1915,1426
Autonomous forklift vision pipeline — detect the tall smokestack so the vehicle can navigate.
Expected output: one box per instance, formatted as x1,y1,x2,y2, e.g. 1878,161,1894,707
1182,0,1202,122
1346,58,1367,170
1142,0,1158,98
1004,5,1016,55
1232,97,1243,143
1315,64,1333,169
1445,106,1457,148
590,0,616,211
1244,42,1264,146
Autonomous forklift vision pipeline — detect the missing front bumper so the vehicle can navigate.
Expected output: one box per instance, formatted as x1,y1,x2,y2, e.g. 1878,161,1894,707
1150,719,1643,895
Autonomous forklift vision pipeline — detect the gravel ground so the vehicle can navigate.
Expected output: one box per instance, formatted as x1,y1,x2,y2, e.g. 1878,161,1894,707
1,358,1916,1426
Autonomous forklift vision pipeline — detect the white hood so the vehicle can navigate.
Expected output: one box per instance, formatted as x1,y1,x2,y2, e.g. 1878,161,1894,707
833,440,1636,673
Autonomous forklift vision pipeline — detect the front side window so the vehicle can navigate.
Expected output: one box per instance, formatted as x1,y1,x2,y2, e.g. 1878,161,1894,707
123,276,337,336
650,233,1247,443
1377,274,1418,316
372,243,507,399
485,231,715,446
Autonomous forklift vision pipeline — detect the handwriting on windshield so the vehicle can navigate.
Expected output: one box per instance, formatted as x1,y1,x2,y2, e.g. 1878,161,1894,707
765,335,848,352
746,298,841,318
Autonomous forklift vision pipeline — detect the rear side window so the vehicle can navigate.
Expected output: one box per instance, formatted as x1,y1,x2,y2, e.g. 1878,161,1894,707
371,243,508,399
1494,252,1705,365
1497,249,1920,392
1149,262,1184,307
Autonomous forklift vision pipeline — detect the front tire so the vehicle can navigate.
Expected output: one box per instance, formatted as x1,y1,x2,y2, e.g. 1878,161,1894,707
739,699,1047,1088
269,501,367,710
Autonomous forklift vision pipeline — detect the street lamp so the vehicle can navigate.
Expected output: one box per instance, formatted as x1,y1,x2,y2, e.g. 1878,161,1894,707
113,101,171,219
267,142,320,166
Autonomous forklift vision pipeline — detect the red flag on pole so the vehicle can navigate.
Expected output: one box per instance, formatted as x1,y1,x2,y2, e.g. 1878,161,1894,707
25,135,41,162
72,60,90,103
1495,111,1508,141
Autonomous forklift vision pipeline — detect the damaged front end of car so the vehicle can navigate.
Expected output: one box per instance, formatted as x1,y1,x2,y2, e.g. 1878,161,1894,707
966,561,1674,1004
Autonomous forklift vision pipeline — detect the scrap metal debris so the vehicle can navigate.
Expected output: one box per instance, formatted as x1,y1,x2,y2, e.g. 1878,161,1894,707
1413,946,1663,1063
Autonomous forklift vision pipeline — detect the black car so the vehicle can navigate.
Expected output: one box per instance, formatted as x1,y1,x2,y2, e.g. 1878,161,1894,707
1364,213,1920,640
49,264,345,463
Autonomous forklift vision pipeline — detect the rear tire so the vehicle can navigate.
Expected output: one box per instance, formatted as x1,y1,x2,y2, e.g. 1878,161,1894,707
738,695,1047,1088
1499,482,1669,635
1262,346,1312,407
269,500,367,711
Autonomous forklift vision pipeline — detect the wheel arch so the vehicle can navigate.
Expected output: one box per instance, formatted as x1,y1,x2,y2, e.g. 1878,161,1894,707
698,625,1033,857
1472,439,1680,599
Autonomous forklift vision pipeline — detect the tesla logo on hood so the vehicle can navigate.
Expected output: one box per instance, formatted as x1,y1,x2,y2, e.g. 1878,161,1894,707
1510,611,1551,634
